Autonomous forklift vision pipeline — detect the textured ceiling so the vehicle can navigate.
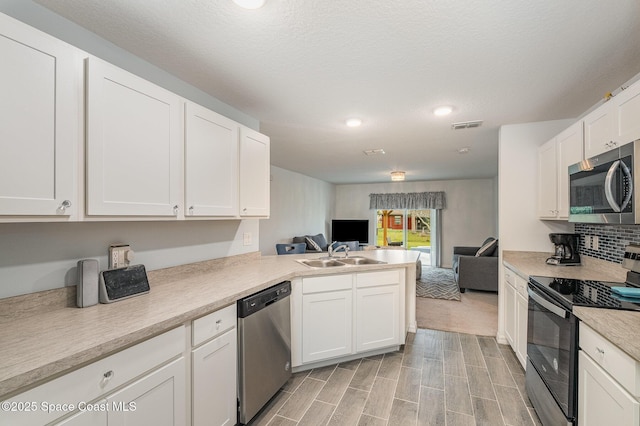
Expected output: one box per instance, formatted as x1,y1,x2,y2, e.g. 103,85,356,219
36,0,640,183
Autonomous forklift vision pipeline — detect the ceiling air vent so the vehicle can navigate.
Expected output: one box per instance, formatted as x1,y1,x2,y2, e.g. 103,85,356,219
451,120,483,130
363,149,386,156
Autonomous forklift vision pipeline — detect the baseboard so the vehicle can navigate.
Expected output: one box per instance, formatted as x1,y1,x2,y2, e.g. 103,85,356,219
495,332,508,345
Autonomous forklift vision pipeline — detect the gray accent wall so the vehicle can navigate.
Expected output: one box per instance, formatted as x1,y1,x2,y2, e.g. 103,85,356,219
334,179,497,268
259,167,336,255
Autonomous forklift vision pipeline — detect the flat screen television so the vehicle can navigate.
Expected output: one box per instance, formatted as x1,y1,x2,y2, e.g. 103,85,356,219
331,219,369,244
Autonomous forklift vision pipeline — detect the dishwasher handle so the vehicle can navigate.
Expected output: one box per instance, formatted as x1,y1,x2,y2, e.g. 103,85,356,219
238,281,291,318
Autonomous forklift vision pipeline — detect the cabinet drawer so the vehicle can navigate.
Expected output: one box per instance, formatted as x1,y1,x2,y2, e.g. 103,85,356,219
515,275,528,298
580,324,640,397
4,326,185,426
356,270,400,288
302,274,352,294
192,304,237,347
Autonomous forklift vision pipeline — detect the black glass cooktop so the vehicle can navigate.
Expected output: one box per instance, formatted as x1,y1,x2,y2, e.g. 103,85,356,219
529,275,640,312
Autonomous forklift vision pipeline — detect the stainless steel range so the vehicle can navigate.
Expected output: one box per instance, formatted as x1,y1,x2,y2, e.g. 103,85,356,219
526,244,640,426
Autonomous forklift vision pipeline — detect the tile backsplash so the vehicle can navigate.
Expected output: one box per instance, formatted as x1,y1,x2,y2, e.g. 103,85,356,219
575,223,640,263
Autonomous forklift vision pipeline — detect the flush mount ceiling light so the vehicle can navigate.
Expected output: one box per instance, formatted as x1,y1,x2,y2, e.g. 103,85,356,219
363,148,385,156
458,147,471,154
433,106,453,117
346,118,362,127
232,0,266,9
391,171,405,181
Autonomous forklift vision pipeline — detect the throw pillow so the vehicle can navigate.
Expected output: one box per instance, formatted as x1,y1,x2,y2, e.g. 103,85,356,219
305,236,322,252
475,238,498,257
309,233,329,251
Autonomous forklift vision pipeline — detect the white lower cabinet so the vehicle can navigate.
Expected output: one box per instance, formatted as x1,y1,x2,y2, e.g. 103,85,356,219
301,275,353,363
292,269,404,367
105,358,186,426
502,265,528,368
191,304,237,426
578,324,640,425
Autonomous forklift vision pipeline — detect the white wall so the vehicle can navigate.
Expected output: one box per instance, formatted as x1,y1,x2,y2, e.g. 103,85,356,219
498,119,575,253
335,179,497,268
259,167,336,255
0,220,259,299
0,2,263,299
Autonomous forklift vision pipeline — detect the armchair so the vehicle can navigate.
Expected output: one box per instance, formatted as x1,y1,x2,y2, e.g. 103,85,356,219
452,238,498,293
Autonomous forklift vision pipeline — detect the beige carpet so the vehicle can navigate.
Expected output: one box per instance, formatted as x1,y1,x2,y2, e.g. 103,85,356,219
416,289,498,336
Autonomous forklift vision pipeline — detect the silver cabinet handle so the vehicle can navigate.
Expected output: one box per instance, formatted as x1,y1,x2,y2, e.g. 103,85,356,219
596,347,605,355
173,205,179,215
189,206,194,215
58,200,72,212
101,370,114,387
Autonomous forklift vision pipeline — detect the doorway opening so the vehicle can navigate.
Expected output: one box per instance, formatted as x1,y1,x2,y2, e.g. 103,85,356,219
375,209,439,266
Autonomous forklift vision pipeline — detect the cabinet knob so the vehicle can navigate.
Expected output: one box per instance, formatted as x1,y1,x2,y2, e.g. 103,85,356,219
596,347,605,356
101,370,114,387
243,208,247,212
216,319,222,329
189,206,194,215
58,200,72,213
173,205,179,215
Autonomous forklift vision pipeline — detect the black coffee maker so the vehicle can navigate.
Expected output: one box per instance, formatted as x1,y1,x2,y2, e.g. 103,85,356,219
546,233,581,266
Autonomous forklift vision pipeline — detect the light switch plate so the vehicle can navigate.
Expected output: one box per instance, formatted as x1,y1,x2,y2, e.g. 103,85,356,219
243,233,252,246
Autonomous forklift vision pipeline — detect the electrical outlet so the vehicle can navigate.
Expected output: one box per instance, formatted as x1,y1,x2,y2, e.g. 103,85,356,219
243,233,252,246
592,236,599,250
109,244,132,269
584,236,591,249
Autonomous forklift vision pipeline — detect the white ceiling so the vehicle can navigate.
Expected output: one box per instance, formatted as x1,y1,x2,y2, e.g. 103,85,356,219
36,0,640,184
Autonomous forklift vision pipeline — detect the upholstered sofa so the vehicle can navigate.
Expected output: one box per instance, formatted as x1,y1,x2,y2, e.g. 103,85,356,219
452,238,499,293
292,233,360,253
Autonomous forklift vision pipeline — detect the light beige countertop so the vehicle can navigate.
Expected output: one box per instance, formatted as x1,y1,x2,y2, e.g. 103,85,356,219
0,249,420,399
503,250,640,362
502,250,627,282
574,307,640,362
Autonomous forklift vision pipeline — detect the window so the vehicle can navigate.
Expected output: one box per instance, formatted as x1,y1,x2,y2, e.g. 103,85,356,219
375,209,436,265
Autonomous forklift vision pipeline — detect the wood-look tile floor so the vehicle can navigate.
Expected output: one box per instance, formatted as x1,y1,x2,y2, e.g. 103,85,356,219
249,329,541,426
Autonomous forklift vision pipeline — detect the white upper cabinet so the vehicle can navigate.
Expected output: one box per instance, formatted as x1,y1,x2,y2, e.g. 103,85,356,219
239,127,270,217
0,14,80,219
614,80,640,145
538,121,583,220
537,138,558,219
583,102,615,159
556,122,584,218
86,57,182,217
184,102,239,217
584,80,640,159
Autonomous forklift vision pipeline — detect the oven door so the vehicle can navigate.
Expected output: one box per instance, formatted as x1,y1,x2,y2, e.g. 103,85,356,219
527,284,577,422
568,147,633,223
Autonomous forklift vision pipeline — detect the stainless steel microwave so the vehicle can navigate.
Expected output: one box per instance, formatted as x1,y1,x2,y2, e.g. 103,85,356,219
568,140,638,224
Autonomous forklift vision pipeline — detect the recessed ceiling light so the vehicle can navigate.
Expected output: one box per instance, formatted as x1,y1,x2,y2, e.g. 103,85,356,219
346,118,362,127
232,0,266,9
434,106,453,117
391,171,405,181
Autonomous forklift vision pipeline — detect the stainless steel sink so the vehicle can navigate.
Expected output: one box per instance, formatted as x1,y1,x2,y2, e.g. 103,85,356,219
298,259,345,268
297,256,386,268
337,257,386,265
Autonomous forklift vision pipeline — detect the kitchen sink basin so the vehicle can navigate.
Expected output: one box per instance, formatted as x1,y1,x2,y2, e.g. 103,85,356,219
336,257,386,265
298,259,345,268
297,256,387,268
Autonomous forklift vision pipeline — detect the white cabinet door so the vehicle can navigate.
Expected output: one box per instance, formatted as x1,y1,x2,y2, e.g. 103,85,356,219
583,102,616,159
302,290,352,363
192,328,237,426
356,285,400,352
556,122,584,218
55,405,107,426
504,275,516,347
184,103,239,217
578,351,640,426
106,357,186,426
515,291,528,368
615,81,640,145
537,138,558,219
239,127,270,217
86,57,182,216
0,14,79,218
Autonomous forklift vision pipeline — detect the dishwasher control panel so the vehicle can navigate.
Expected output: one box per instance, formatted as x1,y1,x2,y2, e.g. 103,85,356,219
237,281,291,318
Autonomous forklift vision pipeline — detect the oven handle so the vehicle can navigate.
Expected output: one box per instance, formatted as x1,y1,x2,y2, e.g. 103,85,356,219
604,160,623,212
528,286,569,318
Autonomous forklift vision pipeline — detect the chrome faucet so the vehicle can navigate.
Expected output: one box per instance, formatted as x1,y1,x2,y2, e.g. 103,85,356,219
328,242,350,258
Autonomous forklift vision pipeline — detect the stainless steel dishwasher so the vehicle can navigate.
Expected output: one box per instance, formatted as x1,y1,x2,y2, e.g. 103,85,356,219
237,281,291,424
